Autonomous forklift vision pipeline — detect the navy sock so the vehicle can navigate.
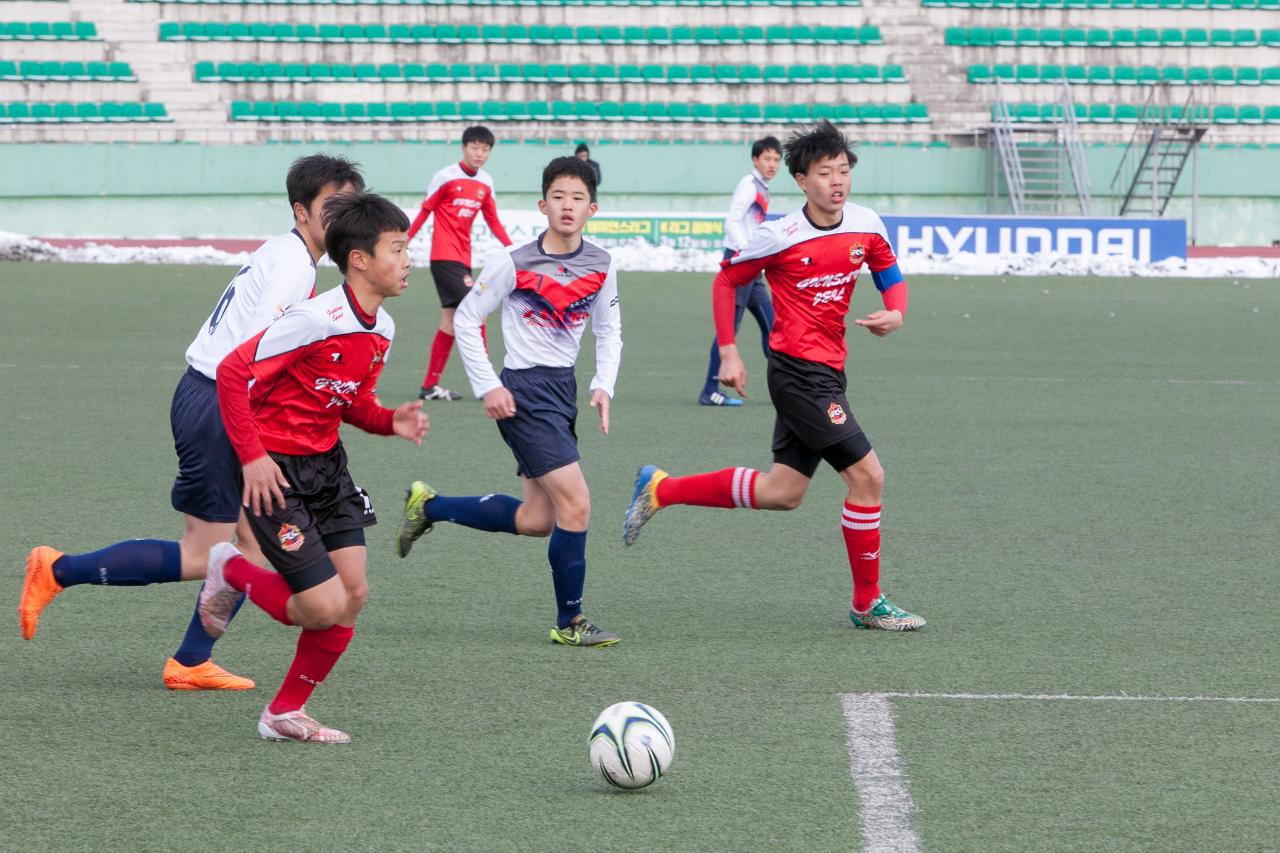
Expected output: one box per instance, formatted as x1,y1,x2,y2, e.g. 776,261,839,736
51,540,182,587
702,339,722,398
172,584,246,667
426,493,520,534
548,527,587,628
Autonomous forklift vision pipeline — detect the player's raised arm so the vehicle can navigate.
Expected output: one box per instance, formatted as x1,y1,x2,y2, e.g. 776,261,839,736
853,225,908,338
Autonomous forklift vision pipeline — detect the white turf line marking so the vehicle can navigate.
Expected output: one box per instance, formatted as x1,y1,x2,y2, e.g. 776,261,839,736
841,693,922,853
840,691,1280,853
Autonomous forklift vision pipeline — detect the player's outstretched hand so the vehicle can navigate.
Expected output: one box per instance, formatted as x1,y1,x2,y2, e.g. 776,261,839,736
590,388,611,435
854,309,903,338
242,455,290,517
483,386,517,420
393,400,430,445
718,345,747,397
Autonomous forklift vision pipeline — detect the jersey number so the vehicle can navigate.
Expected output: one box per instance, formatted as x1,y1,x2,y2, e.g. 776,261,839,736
208,265,251,335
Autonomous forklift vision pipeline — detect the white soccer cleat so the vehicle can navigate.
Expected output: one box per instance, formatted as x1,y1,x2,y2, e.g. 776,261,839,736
258,707,352,744
197,542,244,639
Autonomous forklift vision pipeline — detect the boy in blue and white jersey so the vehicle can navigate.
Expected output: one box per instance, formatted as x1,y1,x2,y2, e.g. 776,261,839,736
700,136,781,407
20,155,364,690
397,156,623,647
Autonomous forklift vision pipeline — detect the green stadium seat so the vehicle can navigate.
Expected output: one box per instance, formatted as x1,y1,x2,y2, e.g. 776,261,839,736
1136,28,1159,47
762,104,786,123
833,25,858,44
1236,67,1260,86
436,102,461,122
1264,106,1280,124
158,22,179,41
253,101,277,122
1014,103,1039,122
77,102,104,122
1186,66,1210,85
647,26,672,45
367,102,390,122
53,102,75,122
329,65,353,83
474,63,499,82
577,26,602,45
1065,64,1086,83
1014,28,1038,46
833,104,857,124
991,27,1014,46
1041,64,1063,82
1161,28,1184,47
1086,29,1110,48
1263,29,1280,47
52,22,75,41
264,63,287,83
546,63,571,82
642,102,668,121
883,65,906,83
945,28,967,46
881,103,906,123
716,65,742,83
250,23,274,42
390,24,414,43
993,63,1015,81
1114,104,1139,122
306,64,333,82
1137,66,1160,84
86,61,111,81
763,65,786,83
101,102,129,123
75,22,98,41
1064,28,1087,47
1262,67,1280,85
7,103,32,123
389,101,413,122
1209,29,1232,46
1185,28,1208,47
576,101,601,121
194,61,217,82
0,62,16,82
1016,64,1039,83
522,63,547,82
1115,67,1137,85
29,23,53,42
907,103,929,123
859,25,882,44
1211,66,1235,85
1238,105,1263,123
857,103,882,123
230,101,251,121
789,64,813,83
765,25,789,43
507,101,533,121
1161,67,1187,85
450,63,475,82
321,103,344,123
1212,104,1238,123
671,26,695,45
274,102,300,122
1041,28,1064,47
1088,103,1113,122
1113,29,1136,47
1234,29,1259,46
739,64,763,84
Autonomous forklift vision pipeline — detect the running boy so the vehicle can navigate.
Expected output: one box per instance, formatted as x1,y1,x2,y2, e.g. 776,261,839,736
699,136,780,408
624,122,925,631
199,192,429,742
397,157,622,647
407,125,513,402
20,155,364,690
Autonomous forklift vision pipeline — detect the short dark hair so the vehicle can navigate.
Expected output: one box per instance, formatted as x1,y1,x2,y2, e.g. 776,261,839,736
541,156,598,202
323,192,410,275
575,143,590,155
462,125,496,147
783,121,858,176
285,154,365,214
751,136,782,159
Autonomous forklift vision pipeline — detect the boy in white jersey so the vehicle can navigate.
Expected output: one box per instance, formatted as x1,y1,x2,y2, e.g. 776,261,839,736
20,155,364,690
699,136,781,407
397,157,623,647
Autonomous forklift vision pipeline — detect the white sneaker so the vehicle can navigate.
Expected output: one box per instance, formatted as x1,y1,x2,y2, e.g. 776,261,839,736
198,542,243,639
258,707,352,744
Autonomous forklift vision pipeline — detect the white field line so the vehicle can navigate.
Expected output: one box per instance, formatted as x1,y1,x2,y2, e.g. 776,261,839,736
840,693,922,853
840,690,1279,852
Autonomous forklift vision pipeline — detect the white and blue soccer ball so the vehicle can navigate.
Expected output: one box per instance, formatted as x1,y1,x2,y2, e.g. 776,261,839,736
588,702,675,789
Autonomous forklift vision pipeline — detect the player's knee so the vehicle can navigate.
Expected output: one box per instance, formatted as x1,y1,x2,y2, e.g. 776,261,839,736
555,496,591,530
772,491,804,511
515,504,554,537
855,458,885,495
296,595,347,630
344,580,369,616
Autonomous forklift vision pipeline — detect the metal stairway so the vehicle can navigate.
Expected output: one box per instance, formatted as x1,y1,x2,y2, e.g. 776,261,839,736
1112,86,1209,218
987,80,1090,216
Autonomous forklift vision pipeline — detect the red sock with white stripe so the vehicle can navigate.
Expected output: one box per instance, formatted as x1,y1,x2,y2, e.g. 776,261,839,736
267,623,354,715
655,467,759,509
841,503,882,612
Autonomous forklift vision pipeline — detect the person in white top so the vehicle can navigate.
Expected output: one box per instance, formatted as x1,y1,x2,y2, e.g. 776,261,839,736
699,136,782,407
397,156,624,648
19,154,364,692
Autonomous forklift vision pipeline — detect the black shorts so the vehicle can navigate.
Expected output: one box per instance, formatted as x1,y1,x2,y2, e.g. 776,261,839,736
767,351,872,479
430,260,473,309
238,442,376,593
496,366,580,479
170,367,241,523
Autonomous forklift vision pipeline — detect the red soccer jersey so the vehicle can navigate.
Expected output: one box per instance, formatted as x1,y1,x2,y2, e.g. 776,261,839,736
714,203,907,371
406,162,513,265
217,284,396,462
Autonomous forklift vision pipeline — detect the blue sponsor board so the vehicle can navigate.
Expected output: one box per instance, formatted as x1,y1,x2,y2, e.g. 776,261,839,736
880,215,1187,262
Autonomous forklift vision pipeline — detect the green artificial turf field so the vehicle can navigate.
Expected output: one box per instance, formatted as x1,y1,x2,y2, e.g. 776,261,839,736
2,264,1277,852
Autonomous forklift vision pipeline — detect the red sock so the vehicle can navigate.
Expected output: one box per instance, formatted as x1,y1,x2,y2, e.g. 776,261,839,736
480,323,488,354
423,330,455,388
224,555,293,625
842,503,882,612
268,623,354,715
655,467,759,509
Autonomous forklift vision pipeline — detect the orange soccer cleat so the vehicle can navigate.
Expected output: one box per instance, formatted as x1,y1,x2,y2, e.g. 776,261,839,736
19,546,65,640
162,657,256,691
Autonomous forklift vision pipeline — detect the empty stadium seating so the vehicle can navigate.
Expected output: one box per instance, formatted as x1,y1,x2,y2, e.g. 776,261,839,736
0,101,171,122
0,22,99,40
968,64,1279,85
226,100,930,124
946,26,1277,47
0,61,136,81
930,0,1276,8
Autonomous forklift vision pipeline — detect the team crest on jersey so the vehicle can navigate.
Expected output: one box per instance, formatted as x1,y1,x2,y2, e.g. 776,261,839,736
370,348,384,369
849,243,866,264
828,403,848,425
278,523,305,552
478,189,486,199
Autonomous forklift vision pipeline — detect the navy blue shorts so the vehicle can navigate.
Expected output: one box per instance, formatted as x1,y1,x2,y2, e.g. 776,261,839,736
497,366,580,479
170,366,242,523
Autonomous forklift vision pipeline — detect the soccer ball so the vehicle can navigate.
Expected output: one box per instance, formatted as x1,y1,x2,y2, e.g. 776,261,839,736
588,702,675,789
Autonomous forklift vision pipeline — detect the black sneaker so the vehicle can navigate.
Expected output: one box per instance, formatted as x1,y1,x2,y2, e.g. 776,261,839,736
419,384,462,401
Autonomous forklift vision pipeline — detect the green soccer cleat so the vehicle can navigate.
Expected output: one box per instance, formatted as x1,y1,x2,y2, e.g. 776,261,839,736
550,615,620,648
397,481,438,558
622,465,667,546
850,594,927,631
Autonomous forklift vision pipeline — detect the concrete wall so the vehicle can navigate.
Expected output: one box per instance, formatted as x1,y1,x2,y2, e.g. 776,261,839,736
1,141,1276,244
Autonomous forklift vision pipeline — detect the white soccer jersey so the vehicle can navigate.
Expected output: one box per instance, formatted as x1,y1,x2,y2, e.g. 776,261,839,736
723,168,771,252
453,235,622,399
184,229,317,379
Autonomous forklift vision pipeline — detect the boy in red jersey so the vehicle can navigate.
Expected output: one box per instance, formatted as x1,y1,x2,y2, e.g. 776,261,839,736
623,122,925,631
407,125,514,402
199,193,429,742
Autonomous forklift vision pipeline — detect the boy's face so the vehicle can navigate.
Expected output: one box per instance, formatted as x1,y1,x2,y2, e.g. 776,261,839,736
794,153,850,217
753,149,781,181
462,141,492,171
538,175,597,238
295,181,357,248
350,230,411,298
